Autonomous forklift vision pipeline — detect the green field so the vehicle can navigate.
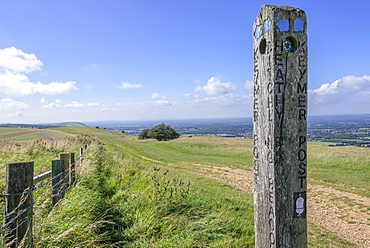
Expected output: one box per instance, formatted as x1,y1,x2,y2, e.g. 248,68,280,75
1,126,367,247
0,127,70,141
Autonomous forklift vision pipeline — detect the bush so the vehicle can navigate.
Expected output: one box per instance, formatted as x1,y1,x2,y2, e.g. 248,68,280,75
138,123,180,141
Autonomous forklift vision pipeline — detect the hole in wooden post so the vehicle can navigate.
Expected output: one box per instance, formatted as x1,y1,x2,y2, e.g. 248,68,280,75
259,38,266,54
284,36,297,52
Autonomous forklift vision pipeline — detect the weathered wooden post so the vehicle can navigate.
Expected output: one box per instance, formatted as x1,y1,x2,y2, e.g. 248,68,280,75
59,152,70,185
253,5,308,247
51,160,65,206
70,153,75,184
4,162,34,248
79,147,83,166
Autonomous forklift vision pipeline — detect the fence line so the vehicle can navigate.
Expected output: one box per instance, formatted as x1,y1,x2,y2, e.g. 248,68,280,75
1,145,88,248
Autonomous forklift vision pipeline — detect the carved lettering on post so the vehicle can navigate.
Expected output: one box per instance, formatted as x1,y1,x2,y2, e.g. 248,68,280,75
253,5,308,248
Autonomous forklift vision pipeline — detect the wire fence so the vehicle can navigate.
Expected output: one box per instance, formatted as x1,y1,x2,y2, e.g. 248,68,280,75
0,146,87,247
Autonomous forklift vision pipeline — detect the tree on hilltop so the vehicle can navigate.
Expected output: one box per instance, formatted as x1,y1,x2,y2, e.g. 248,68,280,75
138,123,180,141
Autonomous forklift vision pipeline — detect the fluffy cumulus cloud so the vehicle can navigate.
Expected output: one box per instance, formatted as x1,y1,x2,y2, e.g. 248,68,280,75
41,99,62,109
151,100,171,106
310,75,370,103
195,77,237,96
0,98,29,111
309,75,370,114
87,102,100,106
0,47,78,96
119,81,144,90
0,46,43,73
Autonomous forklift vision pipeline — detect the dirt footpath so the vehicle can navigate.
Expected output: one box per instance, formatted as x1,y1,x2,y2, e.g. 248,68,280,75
138,153,370,246
176,163,370,247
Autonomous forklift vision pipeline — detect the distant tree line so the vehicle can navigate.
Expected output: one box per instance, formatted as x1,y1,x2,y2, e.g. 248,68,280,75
138,123,180,141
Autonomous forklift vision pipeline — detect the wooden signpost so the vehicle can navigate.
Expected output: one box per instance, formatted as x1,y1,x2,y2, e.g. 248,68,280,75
253,5,308,247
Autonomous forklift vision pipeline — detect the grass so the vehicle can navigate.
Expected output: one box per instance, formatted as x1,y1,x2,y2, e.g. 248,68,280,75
85,130,256,247
308,144,370,197
307,222,358,247
131,136,253,169
307,141,337,146
6,133,45,141
1,126,365,247
0,134,92,225
0,127,71,141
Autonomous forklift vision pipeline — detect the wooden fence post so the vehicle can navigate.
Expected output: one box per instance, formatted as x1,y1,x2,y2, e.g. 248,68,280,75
59,153,70,185
70,153,75,184
253,5,308,248
3,162,34,248
79,148,83,166
51,160,65,206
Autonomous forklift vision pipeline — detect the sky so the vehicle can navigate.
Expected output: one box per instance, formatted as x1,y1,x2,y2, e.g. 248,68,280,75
1,0,370,123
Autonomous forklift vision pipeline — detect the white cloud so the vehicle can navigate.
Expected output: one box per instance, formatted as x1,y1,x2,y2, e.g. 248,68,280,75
88,102,100,106
0,47,78,96
0,47,43,73
64,101,84,108
309,75,370,115
40,97,47,103
310,75,370,104
0,73,78,96
36,81,78,95
195,77,237,96
151,100,171,106
119,81,144,90
114,91,251,120
151,93,166,100
0,98,29,111
184,93,193,100
41,99,62,109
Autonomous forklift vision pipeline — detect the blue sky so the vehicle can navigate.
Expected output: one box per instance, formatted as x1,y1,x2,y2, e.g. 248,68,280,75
1,0,370,123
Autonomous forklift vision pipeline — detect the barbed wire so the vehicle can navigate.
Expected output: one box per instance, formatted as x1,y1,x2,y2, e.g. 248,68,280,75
0,174,70,243
2,213,35,241
0,201,35,232
0,168,69,228
34,168,69,192
0,147,87,244
33,170,70,206
1,188,33,218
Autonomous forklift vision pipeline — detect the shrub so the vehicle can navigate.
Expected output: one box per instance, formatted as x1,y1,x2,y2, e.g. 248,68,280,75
138,123,180,141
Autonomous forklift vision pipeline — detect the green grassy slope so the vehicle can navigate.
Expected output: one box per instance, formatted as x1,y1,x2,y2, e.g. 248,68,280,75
49,127,255,247
51,126,362,247
1,126,361,247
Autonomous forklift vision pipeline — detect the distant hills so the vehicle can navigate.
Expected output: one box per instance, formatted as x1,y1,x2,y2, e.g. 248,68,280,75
0,121,86,129
84,115,370,140
1,114,369,141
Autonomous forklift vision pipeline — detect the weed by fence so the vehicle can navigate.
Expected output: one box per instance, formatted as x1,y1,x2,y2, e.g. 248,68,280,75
0,145,88,248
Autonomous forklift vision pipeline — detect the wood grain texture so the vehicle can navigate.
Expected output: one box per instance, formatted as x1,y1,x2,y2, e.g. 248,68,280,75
4,162,34,248
253,5,308,248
